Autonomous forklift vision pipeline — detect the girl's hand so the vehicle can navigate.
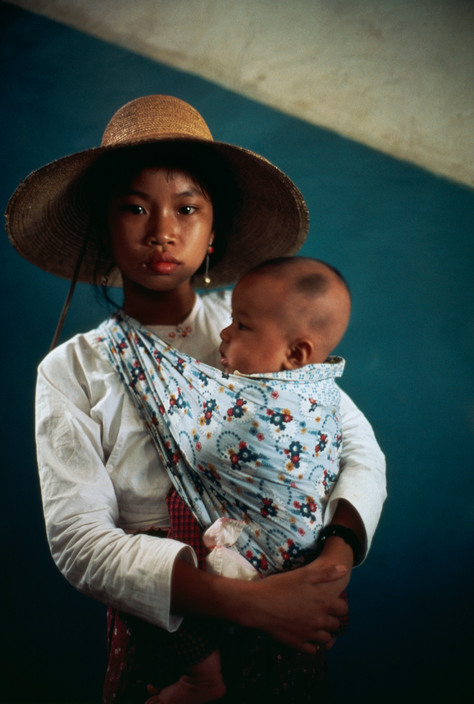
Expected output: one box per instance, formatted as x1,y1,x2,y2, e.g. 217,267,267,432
239,562,349,653
171,559,348,654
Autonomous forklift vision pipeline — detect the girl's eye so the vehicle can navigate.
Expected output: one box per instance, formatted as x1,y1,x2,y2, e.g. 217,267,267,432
120,204,146,215
179,205,197,215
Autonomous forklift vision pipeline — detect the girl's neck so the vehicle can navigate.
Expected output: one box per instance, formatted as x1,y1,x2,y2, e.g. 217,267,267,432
121,283,197,326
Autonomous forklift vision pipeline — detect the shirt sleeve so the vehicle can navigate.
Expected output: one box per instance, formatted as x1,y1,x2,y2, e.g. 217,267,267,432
324,388,387,561
35,346,197,632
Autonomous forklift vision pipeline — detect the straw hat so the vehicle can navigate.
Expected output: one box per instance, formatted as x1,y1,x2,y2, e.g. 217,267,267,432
5,95,309,288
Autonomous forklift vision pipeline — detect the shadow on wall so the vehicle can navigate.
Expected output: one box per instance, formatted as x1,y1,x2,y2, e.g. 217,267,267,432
1,4,473,703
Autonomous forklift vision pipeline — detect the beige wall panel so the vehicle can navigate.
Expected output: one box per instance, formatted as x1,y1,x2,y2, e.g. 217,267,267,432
8,0,474,187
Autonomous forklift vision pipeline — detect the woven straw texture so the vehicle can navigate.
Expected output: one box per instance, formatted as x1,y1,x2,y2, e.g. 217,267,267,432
6,96,309,287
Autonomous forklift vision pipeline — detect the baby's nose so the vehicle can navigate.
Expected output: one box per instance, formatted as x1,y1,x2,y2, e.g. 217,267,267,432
220,325,230,341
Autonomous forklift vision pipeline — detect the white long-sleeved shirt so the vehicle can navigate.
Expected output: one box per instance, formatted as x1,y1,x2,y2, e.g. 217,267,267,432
36,290,386,632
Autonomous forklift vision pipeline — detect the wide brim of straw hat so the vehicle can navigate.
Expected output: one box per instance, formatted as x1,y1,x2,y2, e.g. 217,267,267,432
5,95,309,288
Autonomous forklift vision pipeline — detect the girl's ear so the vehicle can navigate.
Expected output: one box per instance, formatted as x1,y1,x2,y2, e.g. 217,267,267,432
283,339,314,369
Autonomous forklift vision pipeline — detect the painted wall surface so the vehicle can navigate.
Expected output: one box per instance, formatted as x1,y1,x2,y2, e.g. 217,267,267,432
1,4,473,703
7,0,474,188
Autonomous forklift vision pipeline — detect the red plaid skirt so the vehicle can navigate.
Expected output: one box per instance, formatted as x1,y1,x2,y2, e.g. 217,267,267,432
102,489,347,703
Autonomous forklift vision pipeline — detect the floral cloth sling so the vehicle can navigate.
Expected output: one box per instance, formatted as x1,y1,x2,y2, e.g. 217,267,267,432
98,311,345,576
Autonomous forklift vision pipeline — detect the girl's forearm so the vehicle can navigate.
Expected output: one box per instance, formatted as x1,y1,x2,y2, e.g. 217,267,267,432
170,556,349,652
170,557,258,627
321,498,365,569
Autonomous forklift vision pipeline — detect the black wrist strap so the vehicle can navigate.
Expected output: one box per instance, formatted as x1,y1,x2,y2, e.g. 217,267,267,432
317,524,363,566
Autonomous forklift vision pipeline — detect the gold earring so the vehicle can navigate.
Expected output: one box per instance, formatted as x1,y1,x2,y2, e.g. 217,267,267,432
203,245,214,287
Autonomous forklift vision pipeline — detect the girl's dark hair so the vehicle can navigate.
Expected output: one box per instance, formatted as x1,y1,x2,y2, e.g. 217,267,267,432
87,141,241,300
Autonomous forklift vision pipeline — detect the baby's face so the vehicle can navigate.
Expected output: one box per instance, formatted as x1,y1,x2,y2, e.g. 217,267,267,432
219,273,291,375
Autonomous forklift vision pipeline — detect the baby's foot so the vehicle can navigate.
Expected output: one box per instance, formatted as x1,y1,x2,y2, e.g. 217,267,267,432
146,650,226,704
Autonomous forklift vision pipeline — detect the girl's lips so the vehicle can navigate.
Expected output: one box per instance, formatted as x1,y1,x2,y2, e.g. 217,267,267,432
145,254,179,275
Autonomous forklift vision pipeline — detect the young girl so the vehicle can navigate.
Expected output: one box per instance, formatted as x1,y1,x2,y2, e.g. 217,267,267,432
6,95,386,703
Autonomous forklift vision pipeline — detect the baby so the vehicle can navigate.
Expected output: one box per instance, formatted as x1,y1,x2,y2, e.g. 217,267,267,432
141,256,352,703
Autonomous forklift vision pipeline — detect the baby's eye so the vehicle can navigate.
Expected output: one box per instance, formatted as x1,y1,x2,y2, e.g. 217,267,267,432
237,322,248,331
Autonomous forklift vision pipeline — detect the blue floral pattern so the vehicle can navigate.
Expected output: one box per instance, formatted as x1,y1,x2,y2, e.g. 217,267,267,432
99,312,345,575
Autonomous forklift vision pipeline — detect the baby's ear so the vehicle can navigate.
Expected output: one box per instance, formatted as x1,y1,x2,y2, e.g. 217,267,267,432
284,339,314,369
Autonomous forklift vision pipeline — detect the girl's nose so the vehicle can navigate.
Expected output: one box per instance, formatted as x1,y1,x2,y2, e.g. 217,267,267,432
146,212,175,246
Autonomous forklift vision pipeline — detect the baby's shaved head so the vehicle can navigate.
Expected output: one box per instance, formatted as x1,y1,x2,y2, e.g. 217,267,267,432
242,257,351,363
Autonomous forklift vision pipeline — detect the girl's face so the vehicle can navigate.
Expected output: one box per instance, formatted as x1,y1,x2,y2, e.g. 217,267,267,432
107,167,214,297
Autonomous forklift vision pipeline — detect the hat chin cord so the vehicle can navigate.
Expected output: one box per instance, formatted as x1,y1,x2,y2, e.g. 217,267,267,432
49,229,91,351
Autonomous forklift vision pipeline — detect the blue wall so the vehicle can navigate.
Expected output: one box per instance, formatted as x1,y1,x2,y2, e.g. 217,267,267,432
2,4,473,702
